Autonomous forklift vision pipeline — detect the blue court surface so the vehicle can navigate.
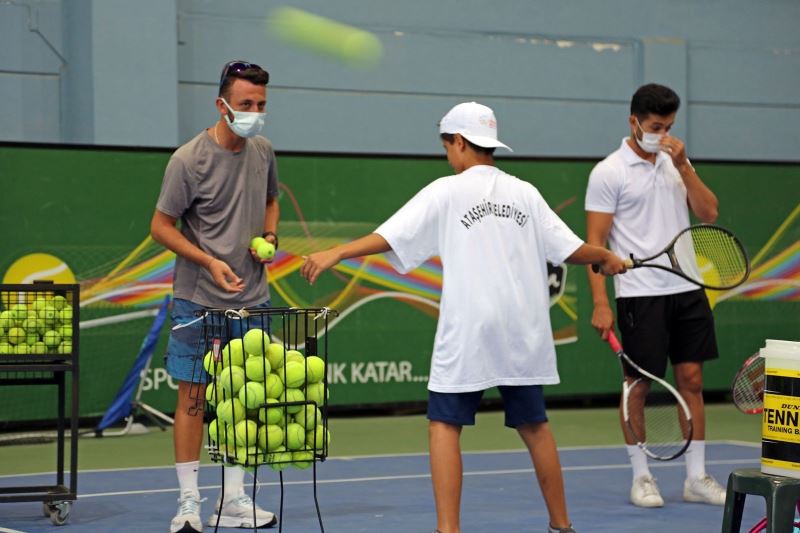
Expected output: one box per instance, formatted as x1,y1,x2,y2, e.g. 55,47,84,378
0,442,770,532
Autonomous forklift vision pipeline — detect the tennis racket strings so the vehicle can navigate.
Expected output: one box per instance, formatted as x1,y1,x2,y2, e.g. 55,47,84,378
625,377,692,461
732,353,765,414
673,225,749,289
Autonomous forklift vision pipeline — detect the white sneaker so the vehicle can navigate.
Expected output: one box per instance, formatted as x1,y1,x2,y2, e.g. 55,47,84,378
630,475,664,507
683,474,727,505
208,491,277,528
171,490,204,533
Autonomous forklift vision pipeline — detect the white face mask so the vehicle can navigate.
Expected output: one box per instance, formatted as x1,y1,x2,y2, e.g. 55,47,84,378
221,98,265,138
635,119,663,153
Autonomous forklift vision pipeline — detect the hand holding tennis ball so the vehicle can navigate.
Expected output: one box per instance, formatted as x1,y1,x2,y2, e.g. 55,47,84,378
249,236,276,263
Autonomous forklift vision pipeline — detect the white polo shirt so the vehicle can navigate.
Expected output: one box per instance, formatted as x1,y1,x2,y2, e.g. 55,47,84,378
585,138,697,298
375,165,584,393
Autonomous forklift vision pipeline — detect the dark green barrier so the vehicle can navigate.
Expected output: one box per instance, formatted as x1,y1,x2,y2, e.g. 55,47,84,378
0,144,797,422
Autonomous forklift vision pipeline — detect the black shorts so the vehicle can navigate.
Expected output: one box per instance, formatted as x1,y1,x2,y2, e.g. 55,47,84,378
427,386,548,428
616,289,718,379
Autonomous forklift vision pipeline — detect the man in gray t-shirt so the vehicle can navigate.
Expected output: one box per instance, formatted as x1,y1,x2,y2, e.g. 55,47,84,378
151,60,280,533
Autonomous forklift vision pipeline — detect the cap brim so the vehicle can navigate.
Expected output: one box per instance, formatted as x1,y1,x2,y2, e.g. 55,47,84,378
460,133,513,152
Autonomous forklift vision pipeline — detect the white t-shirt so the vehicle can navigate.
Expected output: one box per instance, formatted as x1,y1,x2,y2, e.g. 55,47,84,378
585,138,697,298
375,165,583,393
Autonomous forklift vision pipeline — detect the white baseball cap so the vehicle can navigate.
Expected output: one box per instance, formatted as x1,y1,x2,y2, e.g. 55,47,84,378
438,102,512,152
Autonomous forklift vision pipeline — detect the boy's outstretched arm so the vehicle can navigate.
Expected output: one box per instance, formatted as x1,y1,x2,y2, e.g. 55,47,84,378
566,243,628,276
300,233,392,285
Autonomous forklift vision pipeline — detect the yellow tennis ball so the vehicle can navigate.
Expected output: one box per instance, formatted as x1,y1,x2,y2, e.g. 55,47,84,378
238,380,267,409
257,424,285,452
269,7,383,68
268,448,293,471
217,365,246,395
256,241,275,260
208,419,236,445
284,422,306,450
221,339,246,367
203,351,223,376
294,404,322,432
305,382,329,406
205,380,231,406
306,426,330,451
216,398,246,425
234,419,259,447
243,328,268,356
305,356,325,384
7,327,25,345
291,450,314,469
265,372,285,399
280,360,306,388
244,355,270,382
250,236,267,250
280,388,305,414
257,398,285,426
266,343,286,369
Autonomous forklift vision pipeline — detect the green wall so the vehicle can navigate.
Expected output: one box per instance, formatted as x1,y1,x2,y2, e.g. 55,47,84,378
0,144,798,422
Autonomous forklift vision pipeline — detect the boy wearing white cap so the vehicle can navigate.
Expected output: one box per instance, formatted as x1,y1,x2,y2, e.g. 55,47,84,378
300,102,628,533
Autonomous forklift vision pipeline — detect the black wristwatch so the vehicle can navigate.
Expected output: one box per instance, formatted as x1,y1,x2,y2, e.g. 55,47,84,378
262,231,278,250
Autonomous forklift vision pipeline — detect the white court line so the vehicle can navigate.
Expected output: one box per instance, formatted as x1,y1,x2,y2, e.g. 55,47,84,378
0,527,29,533
72,457,758,500
0,440,759,479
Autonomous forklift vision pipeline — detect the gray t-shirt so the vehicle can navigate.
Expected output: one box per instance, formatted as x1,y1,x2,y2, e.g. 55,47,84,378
156,130,279,308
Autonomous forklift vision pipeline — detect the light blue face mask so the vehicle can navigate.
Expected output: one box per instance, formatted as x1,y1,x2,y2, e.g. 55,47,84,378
221,98,265,138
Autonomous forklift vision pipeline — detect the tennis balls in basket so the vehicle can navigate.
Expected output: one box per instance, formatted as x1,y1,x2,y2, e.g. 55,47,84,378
307,426,330,451
238,380,267,409
218,365,246,395
305,382,329,406
208,419,236,445
203,351,223,376
284,422,306,450
265,343,286,369
216,398,246,425
205,380,230,406
280,360,306,388
281,388,305,414
7,327,25,345
244,355,270,382
257,398,285,425
268,448,292,471
220,339,246,367
285,350,304,364
291,451,314,469
243,328,268,356
305,356,325,384
234,419,259,447
258,424,285,452
294,404,322,432
265,373,284,399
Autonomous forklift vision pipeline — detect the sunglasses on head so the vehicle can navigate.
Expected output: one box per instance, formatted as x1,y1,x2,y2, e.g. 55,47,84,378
218,60,267,92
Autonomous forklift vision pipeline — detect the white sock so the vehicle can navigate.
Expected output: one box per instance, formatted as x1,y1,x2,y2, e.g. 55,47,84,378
176,461,200,498
222,465,245,503
627,445,651,480
685,440,706,479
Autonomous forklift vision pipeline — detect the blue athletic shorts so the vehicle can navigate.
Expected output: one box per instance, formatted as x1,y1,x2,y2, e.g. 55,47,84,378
427,385,548,428
164,298,271,383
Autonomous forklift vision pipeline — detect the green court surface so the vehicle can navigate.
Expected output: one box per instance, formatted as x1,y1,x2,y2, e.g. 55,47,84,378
0,403,760,476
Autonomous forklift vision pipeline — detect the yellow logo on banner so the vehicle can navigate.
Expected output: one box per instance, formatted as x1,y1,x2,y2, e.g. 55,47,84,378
763,392,800,444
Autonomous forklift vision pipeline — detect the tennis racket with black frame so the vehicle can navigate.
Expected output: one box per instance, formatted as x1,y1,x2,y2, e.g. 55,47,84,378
607,330,693,461
593,223,750,290
731,351,765,415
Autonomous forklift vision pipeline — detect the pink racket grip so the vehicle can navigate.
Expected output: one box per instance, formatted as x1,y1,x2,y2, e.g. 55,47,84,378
607,330,623,353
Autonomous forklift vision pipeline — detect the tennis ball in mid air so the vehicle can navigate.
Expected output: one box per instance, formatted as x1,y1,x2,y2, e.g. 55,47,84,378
269,7,383,68
257,241,275,260
243,328,268,356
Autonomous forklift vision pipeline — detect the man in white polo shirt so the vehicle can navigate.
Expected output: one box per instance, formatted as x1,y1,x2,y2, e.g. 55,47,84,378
300,102,628,533
585,83,726,508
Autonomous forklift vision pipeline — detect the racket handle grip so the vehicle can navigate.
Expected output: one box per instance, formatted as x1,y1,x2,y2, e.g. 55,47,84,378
592,258,634,273
607,330,623,353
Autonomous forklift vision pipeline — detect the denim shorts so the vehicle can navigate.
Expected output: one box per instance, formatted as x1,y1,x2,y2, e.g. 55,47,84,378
427,385,548,428
164,298,271,383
